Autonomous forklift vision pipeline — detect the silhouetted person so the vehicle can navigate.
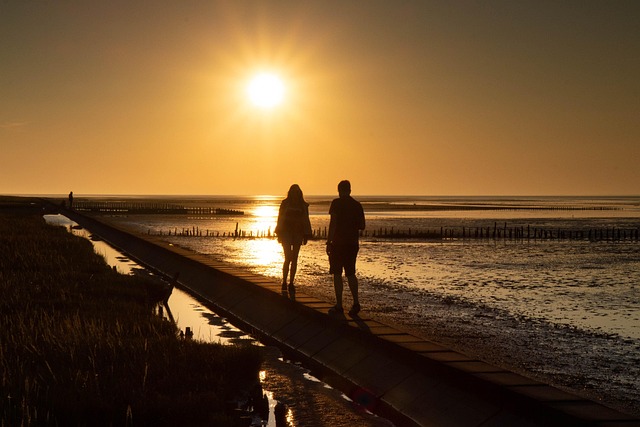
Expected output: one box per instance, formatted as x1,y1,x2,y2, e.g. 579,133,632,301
68,191,73,209
275,184,312,299
326,180,365,316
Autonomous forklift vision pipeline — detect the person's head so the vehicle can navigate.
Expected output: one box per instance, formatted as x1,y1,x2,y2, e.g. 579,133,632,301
337,180,351,197
287,184,304,202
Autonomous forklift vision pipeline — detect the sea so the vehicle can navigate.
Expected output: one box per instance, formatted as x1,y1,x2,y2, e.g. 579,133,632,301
82,194,640,414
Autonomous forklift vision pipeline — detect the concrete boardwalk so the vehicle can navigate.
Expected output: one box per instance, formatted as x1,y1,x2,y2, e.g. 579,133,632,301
61,209,640,427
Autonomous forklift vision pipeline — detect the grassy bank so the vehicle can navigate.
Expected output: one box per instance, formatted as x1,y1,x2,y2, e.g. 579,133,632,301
0,198,262,426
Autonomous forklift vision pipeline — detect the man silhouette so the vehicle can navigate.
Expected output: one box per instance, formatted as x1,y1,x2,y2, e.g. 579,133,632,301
326,180,365,316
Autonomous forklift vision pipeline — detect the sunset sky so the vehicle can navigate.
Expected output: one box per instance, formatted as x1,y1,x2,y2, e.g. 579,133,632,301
2,1,639,196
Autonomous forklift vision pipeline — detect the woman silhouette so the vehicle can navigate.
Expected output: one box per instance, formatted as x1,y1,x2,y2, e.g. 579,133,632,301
275,184,312,299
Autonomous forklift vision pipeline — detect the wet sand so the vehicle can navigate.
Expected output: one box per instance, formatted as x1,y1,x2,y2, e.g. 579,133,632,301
297,282,640,418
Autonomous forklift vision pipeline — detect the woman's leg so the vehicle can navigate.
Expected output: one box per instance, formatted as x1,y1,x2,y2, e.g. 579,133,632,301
289,243,302,285
281,243,292,289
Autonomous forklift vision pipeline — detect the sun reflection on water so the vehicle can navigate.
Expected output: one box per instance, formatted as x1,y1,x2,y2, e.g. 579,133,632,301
250,204,278,236
236,204,283,272
240,239,282,271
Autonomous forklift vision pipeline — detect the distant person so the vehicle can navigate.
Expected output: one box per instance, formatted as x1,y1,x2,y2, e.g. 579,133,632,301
326,180,365,316
68,191,73,209
275,184,312,299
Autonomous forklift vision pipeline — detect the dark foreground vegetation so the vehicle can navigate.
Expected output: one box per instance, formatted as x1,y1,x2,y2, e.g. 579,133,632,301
0,197,262,426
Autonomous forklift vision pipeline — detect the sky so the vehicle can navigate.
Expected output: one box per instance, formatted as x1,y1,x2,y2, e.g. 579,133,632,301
1,1,639,196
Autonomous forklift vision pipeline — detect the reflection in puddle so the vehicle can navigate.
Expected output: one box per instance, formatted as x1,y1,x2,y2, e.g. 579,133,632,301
164,288,255,345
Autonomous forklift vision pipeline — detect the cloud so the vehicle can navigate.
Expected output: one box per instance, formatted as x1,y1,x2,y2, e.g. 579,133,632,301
0,121,29,130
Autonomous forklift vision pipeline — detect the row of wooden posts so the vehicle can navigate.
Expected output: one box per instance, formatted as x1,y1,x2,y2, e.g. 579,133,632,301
149,222,640,242
73,201,243,216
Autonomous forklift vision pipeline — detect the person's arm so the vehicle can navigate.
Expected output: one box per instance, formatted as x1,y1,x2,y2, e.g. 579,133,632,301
327,216,336,242
327,201,336,254
275,202,285,241
303,204,312,236
303,204,312,244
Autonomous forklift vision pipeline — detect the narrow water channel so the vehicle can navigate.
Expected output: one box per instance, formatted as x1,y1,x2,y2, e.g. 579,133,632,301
44,214,394,427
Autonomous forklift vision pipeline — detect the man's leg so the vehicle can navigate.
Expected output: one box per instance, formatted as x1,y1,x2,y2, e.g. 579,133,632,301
333,273,344,309
346,274,359,307
344,245,360,314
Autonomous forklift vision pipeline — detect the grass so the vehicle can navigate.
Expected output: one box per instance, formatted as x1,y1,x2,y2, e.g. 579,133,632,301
0,198,262,426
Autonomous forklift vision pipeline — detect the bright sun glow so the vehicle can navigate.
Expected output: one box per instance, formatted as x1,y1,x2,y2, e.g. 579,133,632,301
251,205,278,235
247,73,285,108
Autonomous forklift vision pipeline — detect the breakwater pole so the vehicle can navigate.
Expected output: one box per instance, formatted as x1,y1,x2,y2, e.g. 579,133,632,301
148,222,640,242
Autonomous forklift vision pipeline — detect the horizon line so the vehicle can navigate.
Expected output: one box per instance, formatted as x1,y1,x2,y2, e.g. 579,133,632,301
3,193,639,199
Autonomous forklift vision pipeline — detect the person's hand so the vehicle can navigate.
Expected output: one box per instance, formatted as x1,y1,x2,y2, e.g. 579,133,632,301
325,242,332,256
303,237,308,245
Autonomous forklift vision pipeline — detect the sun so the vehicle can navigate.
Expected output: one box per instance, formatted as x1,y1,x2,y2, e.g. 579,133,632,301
247,73,285,108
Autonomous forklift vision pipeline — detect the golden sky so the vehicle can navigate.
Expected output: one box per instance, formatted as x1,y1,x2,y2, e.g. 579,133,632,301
1,1,639,196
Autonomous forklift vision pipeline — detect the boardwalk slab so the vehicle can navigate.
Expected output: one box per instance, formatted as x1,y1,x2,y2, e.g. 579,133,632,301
282,319,327,351
444,360,504,373
271,316,316,343
313,336,373,375
343,352,414,397
549,401,634,422
420,350,475,363
509,384,586,402
475,372,543,387
395,373,501,427
378,333,430,344
296,327,343,359
397,341,449,353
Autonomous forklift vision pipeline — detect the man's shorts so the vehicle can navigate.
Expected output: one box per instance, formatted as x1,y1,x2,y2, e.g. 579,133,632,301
329,244,359,276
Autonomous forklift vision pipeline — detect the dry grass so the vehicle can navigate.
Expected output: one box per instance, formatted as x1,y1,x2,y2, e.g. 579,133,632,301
0,201,262,426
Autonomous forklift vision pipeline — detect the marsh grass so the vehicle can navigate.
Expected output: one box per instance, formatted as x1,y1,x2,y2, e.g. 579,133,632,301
0,203,262,426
